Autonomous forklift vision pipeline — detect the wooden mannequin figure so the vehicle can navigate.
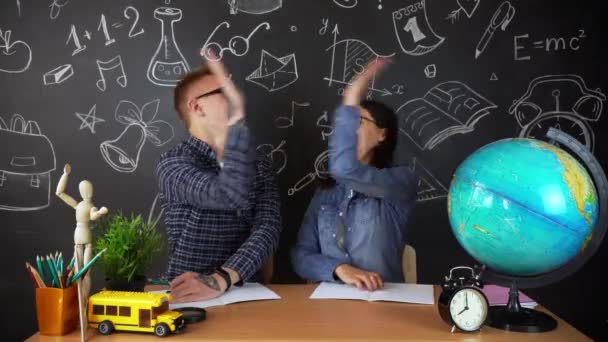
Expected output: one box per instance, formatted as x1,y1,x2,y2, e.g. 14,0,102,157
56,164,108,341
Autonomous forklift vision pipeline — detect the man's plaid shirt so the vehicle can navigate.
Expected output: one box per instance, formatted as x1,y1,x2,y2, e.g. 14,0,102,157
157,124,282,281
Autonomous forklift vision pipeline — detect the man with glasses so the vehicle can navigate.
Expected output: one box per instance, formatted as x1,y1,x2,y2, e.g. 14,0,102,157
156,56,282,302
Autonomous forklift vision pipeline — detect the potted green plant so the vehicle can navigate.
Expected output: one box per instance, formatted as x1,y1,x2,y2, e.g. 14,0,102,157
94,211,164,291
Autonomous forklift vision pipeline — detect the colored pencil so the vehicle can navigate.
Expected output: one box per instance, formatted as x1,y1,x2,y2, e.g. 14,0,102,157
70,248,107,284
25,263,40,288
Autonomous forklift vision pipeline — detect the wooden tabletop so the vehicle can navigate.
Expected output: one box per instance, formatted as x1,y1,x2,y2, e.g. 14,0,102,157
26,284,591,342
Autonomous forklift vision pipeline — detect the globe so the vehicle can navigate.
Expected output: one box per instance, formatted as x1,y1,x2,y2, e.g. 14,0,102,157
448,138,598,277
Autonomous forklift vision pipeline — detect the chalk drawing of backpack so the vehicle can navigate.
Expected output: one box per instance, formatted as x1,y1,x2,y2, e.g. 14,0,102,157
0,114,56,211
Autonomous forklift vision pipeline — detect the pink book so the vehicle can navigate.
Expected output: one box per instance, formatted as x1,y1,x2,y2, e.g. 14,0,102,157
482,285,538,307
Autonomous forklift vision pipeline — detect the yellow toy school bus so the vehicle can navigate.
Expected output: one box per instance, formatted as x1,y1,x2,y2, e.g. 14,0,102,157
88,291,185,337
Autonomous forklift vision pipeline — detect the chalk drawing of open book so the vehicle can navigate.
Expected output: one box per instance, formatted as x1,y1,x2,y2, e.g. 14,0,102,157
397,81,496,150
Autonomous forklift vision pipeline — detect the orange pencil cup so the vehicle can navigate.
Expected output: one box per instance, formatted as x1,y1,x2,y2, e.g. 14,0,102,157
35,285,79,335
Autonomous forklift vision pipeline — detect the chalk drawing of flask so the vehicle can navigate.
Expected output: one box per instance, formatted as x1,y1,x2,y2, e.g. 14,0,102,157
147,7,191,87
100,100,174,173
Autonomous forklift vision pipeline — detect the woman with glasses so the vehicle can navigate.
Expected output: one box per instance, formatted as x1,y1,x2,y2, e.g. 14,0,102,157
291,60,418,290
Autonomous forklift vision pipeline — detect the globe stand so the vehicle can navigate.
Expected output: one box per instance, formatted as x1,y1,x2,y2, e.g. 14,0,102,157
488,281,557,332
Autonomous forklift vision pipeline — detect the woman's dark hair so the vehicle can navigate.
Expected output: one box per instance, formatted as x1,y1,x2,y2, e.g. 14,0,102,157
319,100,399,188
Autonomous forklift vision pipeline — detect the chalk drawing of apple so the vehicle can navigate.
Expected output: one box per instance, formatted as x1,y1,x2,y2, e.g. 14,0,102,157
0,29,32,73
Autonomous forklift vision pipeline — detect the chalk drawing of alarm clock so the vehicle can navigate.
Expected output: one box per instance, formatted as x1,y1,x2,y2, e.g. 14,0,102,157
509,75,606,153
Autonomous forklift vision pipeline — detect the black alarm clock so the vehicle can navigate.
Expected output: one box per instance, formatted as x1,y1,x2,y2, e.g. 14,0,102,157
438,266,489,332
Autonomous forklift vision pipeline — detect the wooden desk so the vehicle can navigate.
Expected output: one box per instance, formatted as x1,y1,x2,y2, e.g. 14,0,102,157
26,285,590,341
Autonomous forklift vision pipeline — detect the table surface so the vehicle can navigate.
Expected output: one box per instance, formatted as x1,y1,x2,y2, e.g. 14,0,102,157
26,284,591,342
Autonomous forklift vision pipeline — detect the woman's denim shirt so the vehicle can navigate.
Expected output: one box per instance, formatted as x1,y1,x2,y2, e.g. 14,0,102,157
291,105,418,283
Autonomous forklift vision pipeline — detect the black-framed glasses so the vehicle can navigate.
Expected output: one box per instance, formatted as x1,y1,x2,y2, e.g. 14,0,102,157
195,87,223,100
359,116,377,126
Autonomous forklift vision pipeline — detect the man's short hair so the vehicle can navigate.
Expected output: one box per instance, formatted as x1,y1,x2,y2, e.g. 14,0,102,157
174,66,213,122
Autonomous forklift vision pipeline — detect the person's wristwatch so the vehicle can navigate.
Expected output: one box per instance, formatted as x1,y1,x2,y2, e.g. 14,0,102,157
214,267,232,292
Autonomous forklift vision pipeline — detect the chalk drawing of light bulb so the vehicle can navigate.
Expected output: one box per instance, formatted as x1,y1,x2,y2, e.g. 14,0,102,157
147,7,191,87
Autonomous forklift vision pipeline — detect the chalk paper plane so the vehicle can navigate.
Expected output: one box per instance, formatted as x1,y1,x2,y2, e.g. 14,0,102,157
246,50,298,92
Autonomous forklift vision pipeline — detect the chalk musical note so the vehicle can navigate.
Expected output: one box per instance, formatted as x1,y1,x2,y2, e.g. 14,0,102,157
96,55,127,92
274,101,310,128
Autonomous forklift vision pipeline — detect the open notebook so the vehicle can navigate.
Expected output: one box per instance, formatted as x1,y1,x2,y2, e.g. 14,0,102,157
310,282,434,305
149,282,281,309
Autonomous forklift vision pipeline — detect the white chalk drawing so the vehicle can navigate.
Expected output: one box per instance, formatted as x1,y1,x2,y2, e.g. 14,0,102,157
378,0,383,10
96,55,127,92
202,21,270,61
475,1,515,59
333,0,358,9
124,6,145,38
100,99,174,173
247,50,298,92
393,1,445,56
16,0,21,17
509,75,606,153
256,140,287,175
43,64,74,85
412,157,447,202
274,101,310,129
325,25,395,97
316,110,334,141
0,114,56,211
288,150,330,196
75,105,105,134
0,29,32,74
446,0,480,23
97,14,116,46
490,73,498,81
66,24,87,56
49,0,69,20
83,30,92,41
396,81,496,150
424,64,436,78
147,7,190,87
228,0,282,14
513,29,586,62
319,18,329,35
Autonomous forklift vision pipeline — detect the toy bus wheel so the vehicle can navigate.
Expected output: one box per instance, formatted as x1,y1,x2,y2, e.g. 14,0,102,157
98,320,114,335
154,323,170,337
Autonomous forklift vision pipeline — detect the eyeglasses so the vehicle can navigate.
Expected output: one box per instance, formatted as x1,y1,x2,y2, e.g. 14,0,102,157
195,87,223,100
359,116,377,126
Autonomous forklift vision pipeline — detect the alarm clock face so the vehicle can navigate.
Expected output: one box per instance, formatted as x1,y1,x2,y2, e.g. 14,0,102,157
449,287,488,332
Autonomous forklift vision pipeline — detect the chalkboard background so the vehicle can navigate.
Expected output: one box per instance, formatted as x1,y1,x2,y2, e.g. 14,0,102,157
1,0,606,340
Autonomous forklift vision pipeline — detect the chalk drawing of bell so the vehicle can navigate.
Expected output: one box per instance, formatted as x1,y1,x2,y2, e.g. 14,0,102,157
147,7,191,87
100,100,174,173
393,0,445,56
228,0,282,15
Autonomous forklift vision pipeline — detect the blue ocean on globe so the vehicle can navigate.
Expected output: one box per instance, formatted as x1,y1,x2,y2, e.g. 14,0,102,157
448,138,598,276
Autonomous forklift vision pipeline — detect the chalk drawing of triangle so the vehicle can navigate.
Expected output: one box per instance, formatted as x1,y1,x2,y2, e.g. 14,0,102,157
413,158,448,202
